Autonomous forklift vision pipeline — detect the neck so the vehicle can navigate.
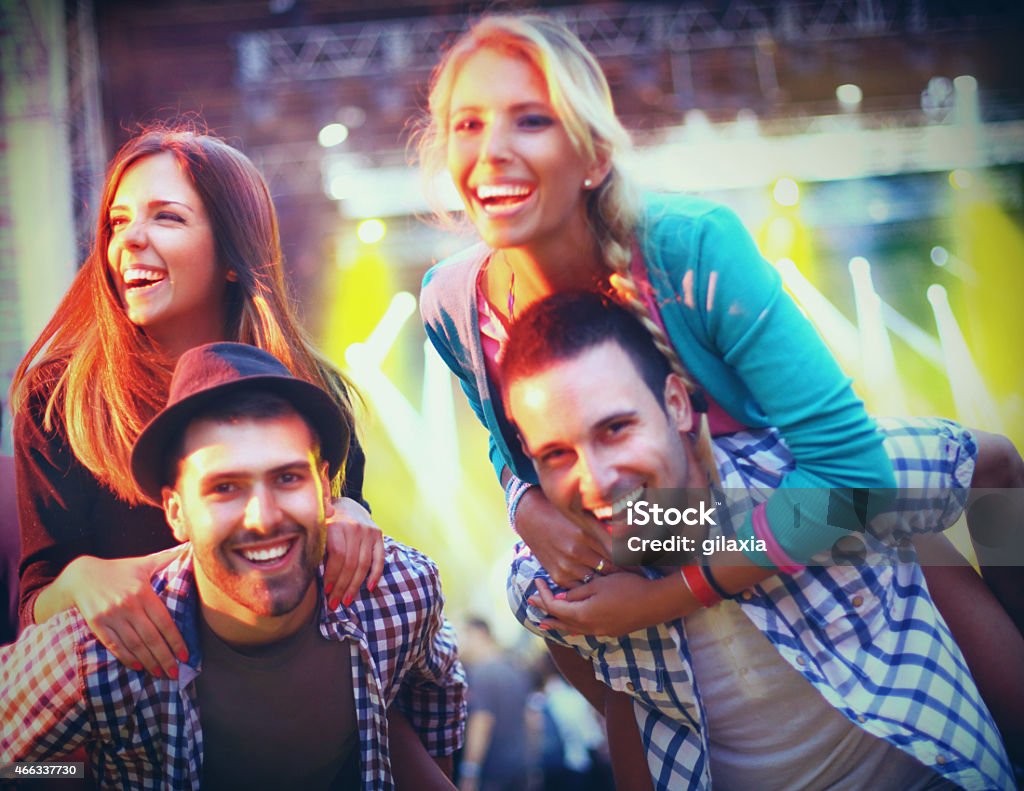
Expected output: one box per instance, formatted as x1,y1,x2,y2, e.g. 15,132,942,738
196,579,318,648
147,320,228,363
496,231,608,317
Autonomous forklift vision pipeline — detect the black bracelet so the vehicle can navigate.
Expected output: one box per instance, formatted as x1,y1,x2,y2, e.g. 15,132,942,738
700,563,734,601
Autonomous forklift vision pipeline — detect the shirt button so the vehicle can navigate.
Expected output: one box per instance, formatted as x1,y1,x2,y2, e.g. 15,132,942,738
626,682,635,692
936,754,947,765
851,595,864,608
795,655,807,667
741,590,753,601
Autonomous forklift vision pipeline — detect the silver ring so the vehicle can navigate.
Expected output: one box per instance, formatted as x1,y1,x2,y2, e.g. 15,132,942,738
581,572,595,584
595,559,607,574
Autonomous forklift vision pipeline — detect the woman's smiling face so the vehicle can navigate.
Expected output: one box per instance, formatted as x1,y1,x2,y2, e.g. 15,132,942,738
106,151,228,355
446,47,597,254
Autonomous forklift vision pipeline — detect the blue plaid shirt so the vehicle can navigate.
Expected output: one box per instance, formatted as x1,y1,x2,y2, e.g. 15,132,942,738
509,417,1013,790
1,537,466,790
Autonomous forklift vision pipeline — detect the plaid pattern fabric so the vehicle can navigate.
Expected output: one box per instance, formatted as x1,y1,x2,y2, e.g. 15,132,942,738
508,417,1013,791
1,537,466,790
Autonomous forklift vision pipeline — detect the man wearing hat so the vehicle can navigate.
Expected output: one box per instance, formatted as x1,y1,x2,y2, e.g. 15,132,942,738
1,343,466,790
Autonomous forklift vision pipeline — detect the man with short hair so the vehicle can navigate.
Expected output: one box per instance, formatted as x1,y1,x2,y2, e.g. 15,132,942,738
1,343,466,790
500,292,1012,791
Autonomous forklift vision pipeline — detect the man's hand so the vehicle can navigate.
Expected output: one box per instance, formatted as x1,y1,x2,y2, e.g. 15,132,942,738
514,488,617,587
61,548,187,677
529,573,687,637
323,497,385,608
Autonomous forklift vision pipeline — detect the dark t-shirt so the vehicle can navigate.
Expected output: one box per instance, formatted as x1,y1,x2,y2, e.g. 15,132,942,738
196,609,360,790
14,362,367,629
466,657,532,784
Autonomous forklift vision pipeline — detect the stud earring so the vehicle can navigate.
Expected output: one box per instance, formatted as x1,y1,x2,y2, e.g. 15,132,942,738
583,178,593,188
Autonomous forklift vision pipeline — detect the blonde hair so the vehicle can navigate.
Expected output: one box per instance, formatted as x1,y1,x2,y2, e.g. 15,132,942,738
11,124,356,502
419,13,719,483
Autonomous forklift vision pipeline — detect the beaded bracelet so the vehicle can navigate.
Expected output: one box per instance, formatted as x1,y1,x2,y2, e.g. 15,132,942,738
504,475,537,534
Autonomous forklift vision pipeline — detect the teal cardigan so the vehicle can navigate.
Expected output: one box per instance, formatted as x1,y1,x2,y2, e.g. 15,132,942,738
419,193,895,564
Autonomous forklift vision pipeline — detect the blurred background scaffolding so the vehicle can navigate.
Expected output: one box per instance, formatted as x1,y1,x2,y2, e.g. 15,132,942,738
2,0,1023,623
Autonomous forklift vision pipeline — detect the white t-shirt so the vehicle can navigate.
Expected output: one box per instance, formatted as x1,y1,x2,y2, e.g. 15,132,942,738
686,600,956,790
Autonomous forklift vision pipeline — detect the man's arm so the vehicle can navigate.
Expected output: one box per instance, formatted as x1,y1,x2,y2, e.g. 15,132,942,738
0,612,93,761
388,708,455,789
456,709,494,791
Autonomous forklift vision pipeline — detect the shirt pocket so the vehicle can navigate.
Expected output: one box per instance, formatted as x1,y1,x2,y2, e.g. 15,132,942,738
798,563,894,649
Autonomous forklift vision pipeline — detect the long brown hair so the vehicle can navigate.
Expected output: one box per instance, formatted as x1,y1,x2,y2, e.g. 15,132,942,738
419,14,720,483
11,123,355,503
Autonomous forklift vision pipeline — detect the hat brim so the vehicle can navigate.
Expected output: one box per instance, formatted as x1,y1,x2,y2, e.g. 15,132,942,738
131,375,349,505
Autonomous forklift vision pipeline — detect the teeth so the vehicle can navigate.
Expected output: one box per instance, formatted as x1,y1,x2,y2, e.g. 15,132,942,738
476,184,532,200
240,542,291,563
123,268,165,286
590,486,645,521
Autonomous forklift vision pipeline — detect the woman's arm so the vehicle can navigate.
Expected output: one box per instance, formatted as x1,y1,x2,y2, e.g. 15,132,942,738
650,200,895,565
512,485,614,588
14,398,186,676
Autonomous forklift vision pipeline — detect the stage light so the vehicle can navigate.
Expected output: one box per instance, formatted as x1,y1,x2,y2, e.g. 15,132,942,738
948,177,1024,443
953,75,978,95
772,177,799,207
927,284,1003,431
328,175,350,201
836,83,862,108
849,257,906,413
867,200,889,223
357,219,386,244
318,123,349,148
949,169,973,190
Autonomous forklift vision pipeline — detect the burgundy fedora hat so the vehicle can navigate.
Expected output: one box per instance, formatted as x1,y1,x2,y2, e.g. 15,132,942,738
131,343,348,503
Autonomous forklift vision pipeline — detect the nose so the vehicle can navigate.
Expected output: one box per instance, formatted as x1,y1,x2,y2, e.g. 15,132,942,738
119,217,148,250
479,118,512,163
243,484,283,533
577,448,618,504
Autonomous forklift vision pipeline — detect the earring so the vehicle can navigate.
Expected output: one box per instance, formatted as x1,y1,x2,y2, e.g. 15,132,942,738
226,270,239,282
583,178,593,188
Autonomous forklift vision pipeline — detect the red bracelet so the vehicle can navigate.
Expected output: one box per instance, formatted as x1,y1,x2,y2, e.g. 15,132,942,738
681,564,721,608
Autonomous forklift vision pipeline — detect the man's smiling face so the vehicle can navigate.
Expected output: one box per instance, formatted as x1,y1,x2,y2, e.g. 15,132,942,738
163,411,329,625
507,341,701,533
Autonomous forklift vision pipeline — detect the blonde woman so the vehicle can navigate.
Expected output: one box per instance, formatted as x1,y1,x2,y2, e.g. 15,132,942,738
417,13,1022,773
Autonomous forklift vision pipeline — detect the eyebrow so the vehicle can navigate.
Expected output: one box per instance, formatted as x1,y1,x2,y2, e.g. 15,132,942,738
450,101,553,115
197,459,312,485
109,199,194,214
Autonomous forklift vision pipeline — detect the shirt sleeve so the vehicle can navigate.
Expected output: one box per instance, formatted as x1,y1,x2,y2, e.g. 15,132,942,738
14,388,98,628
653,203,897,565
870,416,976,537
392,561,468,756
0,611,92,760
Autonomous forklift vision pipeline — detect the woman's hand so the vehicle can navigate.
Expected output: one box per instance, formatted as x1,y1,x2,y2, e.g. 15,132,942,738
529,573,687,637
60,547,186,677
323,496,385,609
514,487,616,588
